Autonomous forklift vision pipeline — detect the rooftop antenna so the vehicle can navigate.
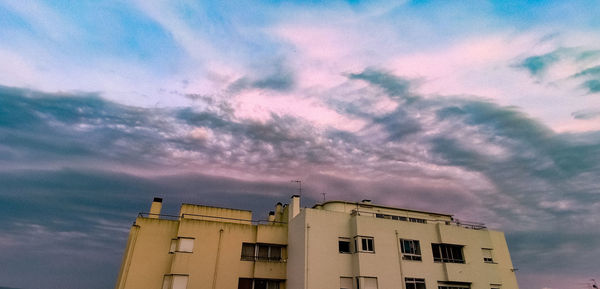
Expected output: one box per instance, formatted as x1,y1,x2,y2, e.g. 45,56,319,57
321,192,327,202
291,180,302,196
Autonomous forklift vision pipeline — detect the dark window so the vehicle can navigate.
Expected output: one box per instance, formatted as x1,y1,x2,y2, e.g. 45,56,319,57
254,279,280,289
339,238,351,253
409,217,427,224
405,278,426,289
258,245,270,260
241,243,284,261
238,278,253,289
400,239,422,261
241,243,255,261
432,244,465,263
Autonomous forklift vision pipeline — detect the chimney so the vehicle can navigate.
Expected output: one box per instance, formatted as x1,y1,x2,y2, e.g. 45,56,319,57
149,197,162,218
268,211,275,223
289,195,300,222
361,199,372,204
275,202,283,215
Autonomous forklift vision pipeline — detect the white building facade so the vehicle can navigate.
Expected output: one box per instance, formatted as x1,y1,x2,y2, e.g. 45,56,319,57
287,197,519,289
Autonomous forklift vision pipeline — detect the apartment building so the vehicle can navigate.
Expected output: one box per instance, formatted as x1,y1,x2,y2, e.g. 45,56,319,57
115,196,519,289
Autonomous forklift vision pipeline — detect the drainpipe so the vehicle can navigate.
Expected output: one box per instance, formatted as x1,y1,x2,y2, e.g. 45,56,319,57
212,229,224,289
395,230,405,289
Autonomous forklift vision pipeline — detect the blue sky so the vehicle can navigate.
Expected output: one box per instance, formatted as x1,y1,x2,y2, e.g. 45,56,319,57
1,1,599,289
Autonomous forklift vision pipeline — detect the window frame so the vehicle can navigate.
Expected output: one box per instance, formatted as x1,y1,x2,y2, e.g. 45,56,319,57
482,248,494,263
431,243,465,263
405,277,426,289
354,236,375,253
237,278,282,289
339,237,352,254
437,281,470,289
240,243,285,262
400,239,422,261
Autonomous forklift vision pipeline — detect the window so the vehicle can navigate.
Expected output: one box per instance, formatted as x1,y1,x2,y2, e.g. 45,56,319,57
340,277,353,289
238,278,280,289
405,278,426,289
241,243,256,261
432,244,464,263
375,213,409,221
409,217,427,224
339,238,351,253
162,274,188,289
400,239,422,261
482,248,494,263
175,237,194,253
355,236,374,253
240,243,285,261
437,281,470,289
357,277,378,289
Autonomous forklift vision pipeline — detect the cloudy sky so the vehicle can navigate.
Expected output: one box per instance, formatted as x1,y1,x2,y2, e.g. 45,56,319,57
1,1,599,289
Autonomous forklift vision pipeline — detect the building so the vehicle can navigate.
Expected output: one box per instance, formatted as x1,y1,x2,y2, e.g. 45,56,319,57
115,196,519,289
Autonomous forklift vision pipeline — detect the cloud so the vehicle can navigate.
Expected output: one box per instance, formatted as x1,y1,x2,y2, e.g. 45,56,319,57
519,51,561,76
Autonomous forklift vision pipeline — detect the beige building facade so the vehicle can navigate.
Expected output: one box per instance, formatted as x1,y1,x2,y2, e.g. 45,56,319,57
115,196,519,289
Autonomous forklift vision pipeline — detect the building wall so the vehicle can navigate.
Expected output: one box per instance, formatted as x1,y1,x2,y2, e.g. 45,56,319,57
287,206,519,289
116,204,288,289
116,218,179,289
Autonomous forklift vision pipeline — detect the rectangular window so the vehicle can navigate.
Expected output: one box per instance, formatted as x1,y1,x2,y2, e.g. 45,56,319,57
432,244,465,263
176,237,194,253
240,243,285,261
400,239,422,261
359,277,377,289
438,281,470,289
162,274,188,289
339,238,351,253
405,278,426,289
355,236,374,253
241,243,256,261
238,278,253,289
340,277,353,289
482,248,494,263
238,278,280,289
409,217,427,224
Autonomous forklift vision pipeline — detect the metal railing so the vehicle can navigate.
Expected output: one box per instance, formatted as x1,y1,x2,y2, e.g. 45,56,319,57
137,212,287,225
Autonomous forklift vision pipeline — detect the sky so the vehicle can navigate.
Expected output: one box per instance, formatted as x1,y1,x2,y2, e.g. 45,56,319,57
0,1,599,289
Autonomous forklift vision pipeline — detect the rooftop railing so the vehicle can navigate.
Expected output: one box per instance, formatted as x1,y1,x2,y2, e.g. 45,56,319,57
137,212,287,225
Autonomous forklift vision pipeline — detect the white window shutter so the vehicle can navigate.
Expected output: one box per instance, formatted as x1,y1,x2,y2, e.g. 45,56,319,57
162,275,172,289
340,277,353,289
178,238,194,252
172,275,188,289
363,277,377,289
